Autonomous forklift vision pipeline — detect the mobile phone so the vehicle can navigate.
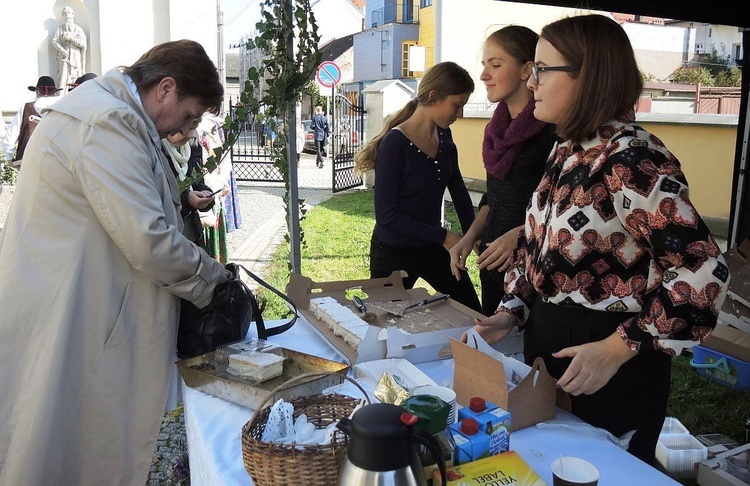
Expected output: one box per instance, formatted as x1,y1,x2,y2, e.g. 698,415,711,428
207,188,223,197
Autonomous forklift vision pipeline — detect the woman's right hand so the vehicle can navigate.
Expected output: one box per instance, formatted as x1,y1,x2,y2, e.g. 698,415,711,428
449,235,477,280
188,190,214,210
460,311,515,345
476,226,522,273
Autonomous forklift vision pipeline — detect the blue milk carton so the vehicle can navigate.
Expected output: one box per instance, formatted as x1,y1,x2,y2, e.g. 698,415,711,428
449,418,491,464
457,397,511,455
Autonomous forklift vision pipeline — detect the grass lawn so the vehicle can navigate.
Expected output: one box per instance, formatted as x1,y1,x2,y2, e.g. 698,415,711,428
257,188,749,483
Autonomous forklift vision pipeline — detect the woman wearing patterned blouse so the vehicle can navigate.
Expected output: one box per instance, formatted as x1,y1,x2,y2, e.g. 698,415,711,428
466,15,730,465
355,62,482,313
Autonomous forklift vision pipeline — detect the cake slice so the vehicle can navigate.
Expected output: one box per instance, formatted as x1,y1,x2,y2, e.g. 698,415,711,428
227,352,285,382
309,296,370,348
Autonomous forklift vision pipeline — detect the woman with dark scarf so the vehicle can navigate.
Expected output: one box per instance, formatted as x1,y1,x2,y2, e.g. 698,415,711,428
162,125,216,250
449,26,556,316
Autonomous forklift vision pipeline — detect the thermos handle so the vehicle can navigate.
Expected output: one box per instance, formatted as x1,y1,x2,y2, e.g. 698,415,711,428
409,427,447,486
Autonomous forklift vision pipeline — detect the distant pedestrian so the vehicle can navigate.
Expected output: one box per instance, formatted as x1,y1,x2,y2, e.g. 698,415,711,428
2,76,62,169
296,119,305,164
311,105,329,168
0,118,5,195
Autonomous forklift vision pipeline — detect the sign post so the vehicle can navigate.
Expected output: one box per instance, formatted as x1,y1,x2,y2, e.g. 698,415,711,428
316,62,342,168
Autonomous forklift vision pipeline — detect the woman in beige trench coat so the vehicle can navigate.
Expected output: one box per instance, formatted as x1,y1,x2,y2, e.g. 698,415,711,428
0,40,228,485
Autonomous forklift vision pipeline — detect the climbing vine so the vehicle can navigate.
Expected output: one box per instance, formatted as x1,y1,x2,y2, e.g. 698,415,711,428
181,0,321,268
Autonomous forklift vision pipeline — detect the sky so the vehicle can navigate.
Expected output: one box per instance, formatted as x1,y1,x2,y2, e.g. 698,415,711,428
222,0,263,49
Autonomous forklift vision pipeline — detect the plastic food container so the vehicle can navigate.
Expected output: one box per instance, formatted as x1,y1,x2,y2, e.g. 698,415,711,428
661,416,689,435
656,433,708,478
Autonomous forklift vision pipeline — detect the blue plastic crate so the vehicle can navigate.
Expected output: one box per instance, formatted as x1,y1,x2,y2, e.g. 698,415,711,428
690,345,750,392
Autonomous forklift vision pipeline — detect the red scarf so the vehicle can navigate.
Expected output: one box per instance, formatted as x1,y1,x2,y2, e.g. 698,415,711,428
482,98,547,180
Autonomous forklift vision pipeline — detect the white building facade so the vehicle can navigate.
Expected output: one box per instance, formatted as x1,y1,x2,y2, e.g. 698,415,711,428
1,0,222,116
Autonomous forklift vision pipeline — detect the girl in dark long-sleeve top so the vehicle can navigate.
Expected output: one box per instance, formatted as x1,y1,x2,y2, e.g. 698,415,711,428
355,61,482,313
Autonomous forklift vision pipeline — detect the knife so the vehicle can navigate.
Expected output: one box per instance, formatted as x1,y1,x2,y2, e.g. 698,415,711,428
353,295,367,313
396,294,450,316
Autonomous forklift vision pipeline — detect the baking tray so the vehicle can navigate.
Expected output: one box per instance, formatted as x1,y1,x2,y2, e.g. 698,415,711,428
177,347,350,410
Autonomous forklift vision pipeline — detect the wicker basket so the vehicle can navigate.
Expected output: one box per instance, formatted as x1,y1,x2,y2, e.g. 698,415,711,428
241,371,370,486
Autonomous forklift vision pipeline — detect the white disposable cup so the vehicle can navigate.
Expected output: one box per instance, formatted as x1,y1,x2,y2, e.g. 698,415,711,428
413,385,456,426
551,457,599,486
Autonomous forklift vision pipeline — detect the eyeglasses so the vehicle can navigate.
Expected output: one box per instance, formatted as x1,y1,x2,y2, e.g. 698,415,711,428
531,65,579,84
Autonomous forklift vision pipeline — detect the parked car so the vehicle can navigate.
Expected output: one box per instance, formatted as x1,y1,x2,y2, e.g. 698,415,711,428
301,119,317,154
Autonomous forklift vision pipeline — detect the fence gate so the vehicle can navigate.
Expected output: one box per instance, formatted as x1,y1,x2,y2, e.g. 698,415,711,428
331,92,366,193
228,102,283,183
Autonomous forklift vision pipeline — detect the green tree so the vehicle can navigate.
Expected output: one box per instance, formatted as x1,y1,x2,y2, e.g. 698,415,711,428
715,65,742,87
669,48,741,88
1,155,16,186
178,0,321,272
233,0,321,272
302,80,326,113
670,66,715,86
641,70,656,83
700,48,732,78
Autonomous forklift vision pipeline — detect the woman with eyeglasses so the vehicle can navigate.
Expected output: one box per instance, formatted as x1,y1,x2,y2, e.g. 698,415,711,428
464,14,729,465
448,25,556,316
162,118,218,250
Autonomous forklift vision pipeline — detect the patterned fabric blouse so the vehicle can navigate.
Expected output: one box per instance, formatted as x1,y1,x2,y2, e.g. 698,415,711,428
499,117,730,356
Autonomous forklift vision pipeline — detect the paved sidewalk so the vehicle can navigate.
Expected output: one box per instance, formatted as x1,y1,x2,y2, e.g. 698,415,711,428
225,152,336,276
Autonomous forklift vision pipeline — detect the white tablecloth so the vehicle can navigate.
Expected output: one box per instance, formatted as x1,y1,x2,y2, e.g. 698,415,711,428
181,316,680,486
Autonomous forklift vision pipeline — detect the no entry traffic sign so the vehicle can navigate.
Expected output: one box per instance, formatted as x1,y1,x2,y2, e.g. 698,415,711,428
316,61,342,88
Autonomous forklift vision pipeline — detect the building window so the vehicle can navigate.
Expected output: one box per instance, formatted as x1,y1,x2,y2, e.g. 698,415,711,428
402,42,415,78
420,0,432,6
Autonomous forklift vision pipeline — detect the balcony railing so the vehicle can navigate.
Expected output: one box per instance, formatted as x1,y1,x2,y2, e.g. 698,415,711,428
372,2,420,28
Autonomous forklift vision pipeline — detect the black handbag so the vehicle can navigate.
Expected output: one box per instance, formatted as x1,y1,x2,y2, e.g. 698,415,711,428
177,263,297,359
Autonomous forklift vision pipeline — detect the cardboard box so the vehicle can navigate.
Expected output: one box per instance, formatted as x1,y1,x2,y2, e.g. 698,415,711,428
449,421,492,464
696,434,742,458
718,241,750,334
451,330,559,432
696,442,750,485
702,324,750,364
457,401,511,456
286,271,498,364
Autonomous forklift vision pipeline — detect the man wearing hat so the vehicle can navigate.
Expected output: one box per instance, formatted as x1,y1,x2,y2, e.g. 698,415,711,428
1,76,62,169
67,72,97,91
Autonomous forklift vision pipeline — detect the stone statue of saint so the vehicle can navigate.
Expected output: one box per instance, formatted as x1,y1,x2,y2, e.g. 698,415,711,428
51,6,87,92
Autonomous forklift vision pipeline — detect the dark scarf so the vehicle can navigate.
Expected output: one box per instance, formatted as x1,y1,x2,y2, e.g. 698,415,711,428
482,98,547,180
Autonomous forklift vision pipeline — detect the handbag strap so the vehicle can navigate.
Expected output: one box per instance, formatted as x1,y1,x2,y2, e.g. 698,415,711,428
233,263,298,339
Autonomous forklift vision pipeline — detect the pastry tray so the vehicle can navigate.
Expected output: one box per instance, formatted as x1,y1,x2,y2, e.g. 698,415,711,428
354,358,437,392
177,346,350,410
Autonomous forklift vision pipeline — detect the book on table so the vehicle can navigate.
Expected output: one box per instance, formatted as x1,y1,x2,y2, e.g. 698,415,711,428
434,450,546,486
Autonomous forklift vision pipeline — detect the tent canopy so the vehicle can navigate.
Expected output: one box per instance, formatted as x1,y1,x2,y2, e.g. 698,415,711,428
513,0,750,28
505,0,750,246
